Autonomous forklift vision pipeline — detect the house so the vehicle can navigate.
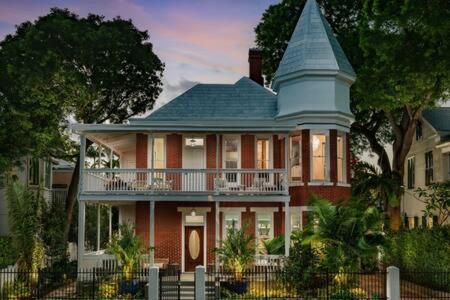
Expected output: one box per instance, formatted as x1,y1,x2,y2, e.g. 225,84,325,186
0,158,73,235
71,0,355,272
402,107,450,228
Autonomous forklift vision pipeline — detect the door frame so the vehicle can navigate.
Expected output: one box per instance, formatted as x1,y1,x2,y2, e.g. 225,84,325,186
178,207,210,272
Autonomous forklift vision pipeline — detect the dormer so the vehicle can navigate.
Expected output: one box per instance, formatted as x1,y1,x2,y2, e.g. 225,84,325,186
272,0,356,130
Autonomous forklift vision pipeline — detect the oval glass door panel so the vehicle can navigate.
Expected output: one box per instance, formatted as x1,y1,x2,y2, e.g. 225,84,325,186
188,230,200,260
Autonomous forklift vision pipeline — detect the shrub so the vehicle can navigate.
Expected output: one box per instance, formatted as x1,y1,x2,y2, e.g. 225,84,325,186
383,225,450,291
0,236,18,268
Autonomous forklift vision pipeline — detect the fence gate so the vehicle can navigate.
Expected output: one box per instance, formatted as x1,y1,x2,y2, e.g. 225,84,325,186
159,267,182,299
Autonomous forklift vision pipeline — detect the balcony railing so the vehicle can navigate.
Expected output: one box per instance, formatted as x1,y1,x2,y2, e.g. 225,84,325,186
82,168,288,195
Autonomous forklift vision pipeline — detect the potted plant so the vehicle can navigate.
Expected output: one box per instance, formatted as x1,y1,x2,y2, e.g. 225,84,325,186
214,223,254,294
106,223,146,295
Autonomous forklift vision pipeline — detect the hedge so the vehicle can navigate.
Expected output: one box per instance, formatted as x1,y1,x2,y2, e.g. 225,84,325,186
0,236,17,268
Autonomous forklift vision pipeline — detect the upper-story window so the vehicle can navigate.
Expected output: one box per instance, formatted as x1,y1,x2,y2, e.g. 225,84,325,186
425,151,433,185
224,136,239,183
337,134,346,183
151,137,166,169
256,138,270,169
28,157,40,186
407,156,415,189
289,136,302,182
311,133,329,181
416,121,422,141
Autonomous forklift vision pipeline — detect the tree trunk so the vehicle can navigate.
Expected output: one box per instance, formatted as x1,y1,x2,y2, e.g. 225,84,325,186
63,139,93,246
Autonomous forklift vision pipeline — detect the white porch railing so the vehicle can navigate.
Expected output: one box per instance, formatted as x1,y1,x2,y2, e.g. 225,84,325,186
82,168,288,195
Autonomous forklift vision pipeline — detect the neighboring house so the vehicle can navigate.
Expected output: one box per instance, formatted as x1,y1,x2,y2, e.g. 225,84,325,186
402,107,450,228
0,158,74,235
72,0,355,272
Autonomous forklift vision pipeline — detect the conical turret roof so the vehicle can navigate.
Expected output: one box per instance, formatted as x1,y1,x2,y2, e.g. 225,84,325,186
272,0,355,90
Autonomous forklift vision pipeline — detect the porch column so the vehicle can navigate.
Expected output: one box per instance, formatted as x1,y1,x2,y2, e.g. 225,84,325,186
108,205,112,242
77,200,86,270
215,200,220,272
284,134,289,195
150,134,154,185
149,200,155,266
284,200,290,257
96,204,101,251
110,148,113,168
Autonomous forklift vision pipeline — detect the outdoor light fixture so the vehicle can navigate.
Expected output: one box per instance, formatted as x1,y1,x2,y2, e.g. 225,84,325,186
190,208,197,217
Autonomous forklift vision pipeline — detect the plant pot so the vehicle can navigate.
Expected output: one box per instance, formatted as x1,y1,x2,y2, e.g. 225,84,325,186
119,280,139,295
223,279,248,294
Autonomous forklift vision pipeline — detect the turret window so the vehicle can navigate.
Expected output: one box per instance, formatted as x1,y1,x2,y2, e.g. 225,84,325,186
289,135,302,182
311,133,329,181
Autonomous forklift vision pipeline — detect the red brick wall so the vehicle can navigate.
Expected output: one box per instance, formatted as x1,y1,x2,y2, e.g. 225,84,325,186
289,185,351,206
166,134,182,190
154,202,182,264
136,133,148,168
206,135,220,190
241,134,255,168
273,135,282,169
135,202,150,246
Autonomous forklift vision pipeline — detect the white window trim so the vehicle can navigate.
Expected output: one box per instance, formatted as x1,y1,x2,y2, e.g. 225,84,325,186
285,206,314,232
250,207,277,242
337,132,347,184
310,130,331,183
220,207,245,240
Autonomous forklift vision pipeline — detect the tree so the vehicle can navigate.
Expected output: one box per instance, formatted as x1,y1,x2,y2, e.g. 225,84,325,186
255,0,450,229
416,180,450,225
0,8,165,244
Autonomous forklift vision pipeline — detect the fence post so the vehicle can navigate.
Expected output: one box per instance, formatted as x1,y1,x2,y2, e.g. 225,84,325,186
264,267,268,299
195,266,206,300
92,268,96,300
387,266,400,300
148,266,159,300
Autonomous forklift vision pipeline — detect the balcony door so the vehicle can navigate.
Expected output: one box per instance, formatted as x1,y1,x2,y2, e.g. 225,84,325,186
183,137,206,191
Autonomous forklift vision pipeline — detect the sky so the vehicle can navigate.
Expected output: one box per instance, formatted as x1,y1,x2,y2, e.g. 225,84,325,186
0,0,279,113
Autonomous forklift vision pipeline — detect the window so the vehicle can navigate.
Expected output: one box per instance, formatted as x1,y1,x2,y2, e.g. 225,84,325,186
337,134,346,182
290,210,301,232
153,138,166,169
256,138,270,169
222,212,241,239
311,134,328,181
44,160,52,189
425,151,433,185
256,213,273,254
407,157,415,189
224,137,239,183
415,121,422,140
28,158,40,186
289,136,302,182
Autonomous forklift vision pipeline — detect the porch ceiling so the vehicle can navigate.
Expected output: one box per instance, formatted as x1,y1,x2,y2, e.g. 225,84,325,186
87,132,136,156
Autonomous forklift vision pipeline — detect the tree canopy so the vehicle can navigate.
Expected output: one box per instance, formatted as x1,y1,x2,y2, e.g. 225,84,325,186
0,8,165,242
255,0,450,228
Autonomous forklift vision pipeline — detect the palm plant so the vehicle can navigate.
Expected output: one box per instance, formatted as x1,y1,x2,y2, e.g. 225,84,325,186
302,196,384,272
215,223,254,281
106,223,146,280
6,181,44,274
263,235,285,255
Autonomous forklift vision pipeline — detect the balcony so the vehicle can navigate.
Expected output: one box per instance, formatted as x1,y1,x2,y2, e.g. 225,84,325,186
82,168,288,196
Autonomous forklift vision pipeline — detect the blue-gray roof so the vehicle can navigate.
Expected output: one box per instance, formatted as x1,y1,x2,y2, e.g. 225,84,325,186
423,107,450,137
144,77,277,121
272,0,355,90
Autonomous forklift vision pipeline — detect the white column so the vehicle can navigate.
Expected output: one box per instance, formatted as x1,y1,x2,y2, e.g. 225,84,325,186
149,201,155,266
77,200,86,271
284,200,290,257
284,135,289,195
150,134,154,187
108,205,112,242
387,266,400,300
110,148,113,169
148,266,159,300
195,266,206,300
97,204,101,251
215,200,220,272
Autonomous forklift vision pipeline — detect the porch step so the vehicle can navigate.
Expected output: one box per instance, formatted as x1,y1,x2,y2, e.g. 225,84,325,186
160,281,216,300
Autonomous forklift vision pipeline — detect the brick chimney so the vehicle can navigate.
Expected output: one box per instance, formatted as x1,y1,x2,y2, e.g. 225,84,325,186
248,48,264,86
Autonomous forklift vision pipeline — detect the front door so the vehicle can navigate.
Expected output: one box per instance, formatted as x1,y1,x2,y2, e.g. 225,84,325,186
184,226,204,272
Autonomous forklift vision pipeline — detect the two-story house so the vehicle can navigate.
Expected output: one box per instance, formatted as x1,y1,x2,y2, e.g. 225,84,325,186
403,107,450,228
72,0,355,272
